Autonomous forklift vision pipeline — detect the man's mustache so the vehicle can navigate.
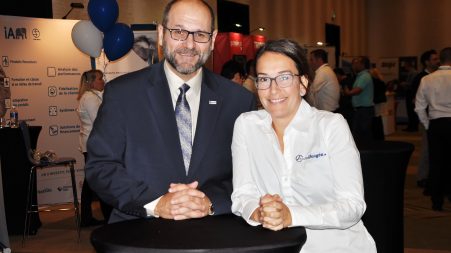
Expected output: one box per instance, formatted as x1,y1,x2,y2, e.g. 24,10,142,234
175,48,199,56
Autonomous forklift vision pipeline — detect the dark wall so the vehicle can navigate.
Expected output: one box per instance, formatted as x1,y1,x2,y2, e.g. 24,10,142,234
217,0,249,34
0,1,53,19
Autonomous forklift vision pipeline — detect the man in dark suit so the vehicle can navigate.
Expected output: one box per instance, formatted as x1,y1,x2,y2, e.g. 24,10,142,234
86,0,255,223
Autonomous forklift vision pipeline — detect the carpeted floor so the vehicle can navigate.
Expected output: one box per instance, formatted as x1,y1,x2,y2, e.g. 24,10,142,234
5,126,451,253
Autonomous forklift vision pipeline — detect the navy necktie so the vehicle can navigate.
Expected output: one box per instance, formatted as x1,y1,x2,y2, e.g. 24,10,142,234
175,84,192,174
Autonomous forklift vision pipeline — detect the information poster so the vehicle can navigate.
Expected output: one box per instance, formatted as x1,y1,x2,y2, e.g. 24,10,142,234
0,15,91,204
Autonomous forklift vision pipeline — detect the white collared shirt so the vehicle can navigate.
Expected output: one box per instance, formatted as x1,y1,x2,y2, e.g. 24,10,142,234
306,63,340,112
415,65,451,129
144,61,203,216
77,89,103,153
164,60,202,142
231,101,376,252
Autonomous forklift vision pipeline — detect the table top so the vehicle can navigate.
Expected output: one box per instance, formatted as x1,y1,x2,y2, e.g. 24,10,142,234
91,214,306,253
356,140,414,154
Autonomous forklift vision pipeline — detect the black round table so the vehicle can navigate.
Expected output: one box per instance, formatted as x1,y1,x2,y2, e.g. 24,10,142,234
0,126,42,235
357,140,414,253
91,214,306,253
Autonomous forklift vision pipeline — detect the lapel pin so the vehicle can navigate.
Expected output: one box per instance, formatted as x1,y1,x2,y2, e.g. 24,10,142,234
209,100,217,105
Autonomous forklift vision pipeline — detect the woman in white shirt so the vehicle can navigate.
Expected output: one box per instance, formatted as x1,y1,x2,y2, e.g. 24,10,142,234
77,69,111,226
231,39,376,252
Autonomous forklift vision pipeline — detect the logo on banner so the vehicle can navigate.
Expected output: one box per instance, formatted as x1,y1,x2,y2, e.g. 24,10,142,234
47,67,56,77
57,185,72,192
32,28,40,39
49,125,59,136
3,77,10,87
2,56,9,67
38,188,52,194
4,27,27,39
49,106,57,116
48,86,57,97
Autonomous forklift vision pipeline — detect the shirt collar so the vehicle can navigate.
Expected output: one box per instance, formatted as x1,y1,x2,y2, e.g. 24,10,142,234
91,89,103,95
316,63,328,73
288,100,313,133
258,99,313,134
90,89,103,98
356,69,369,77
164,60,202,96
438,65,451,70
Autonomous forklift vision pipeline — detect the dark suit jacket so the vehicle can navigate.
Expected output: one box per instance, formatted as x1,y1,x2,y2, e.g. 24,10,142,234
86,61,255,223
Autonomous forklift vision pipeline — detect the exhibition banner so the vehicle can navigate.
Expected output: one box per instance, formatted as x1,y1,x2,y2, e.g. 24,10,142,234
213,32,266,74
378,58,399,82
0,15,91,204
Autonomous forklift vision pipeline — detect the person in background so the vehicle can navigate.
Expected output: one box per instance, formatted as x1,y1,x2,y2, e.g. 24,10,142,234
344,56,374,143
306,49,340,112
415,47,451,211
369,67,386,140
231,39,376,253
86,0,255,223
402,61,419,132
220,59,245,85
242,59,257,93
242,59,261,108
334,67,354,126
411,49,440,190
76,69,112,227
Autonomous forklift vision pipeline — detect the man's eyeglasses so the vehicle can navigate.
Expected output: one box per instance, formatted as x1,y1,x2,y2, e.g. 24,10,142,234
255,73,300,90
163,26,212,43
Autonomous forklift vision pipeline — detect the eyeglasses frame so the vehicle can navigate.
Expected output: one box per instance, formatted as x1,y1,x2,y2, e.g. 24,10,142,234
162,26,213,43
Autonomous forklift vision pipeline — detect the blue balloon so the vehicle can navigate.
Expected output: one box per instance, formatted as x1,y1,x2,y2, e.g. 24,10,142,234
103,23,134,61
88,0,119,32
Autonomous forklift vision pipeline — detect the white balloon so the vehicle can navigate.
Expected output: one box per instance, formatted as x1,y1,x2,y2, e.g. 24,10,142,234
71,20,103,58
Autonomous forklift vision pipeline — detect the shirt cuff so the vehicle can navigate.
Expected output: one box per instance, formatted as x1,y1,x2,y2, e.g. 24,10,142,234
287,204,322,228
242,199,261,226
144,196,162,217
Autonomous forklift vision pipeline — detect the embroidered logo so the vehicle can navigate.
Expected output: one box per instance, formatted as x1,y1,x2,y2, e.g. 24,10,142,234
295,152,327,163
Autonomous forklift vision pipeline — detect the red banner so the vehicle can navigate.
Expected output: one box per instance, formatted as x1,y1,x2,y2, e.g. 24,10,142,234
213,32,265,74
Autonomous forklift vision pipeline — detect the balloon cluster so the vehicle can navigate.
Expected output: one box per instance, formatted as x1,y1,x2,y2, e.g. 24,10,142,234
71,0,134,61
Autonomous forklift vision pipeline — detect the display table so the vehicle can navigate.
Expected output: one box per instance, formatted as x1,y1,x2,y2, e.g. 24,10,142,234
357,140,414,253
0,126,42,235
91,214,307,253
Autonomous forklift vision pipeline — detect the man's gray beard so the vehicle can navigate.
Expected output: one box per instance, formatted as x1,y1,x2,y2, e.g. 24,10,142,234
163,43,210,75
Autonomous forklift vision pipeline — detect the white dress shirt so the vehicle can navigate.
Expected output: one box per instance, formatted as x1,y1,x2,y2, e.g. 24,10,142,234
144,61,203,216
306,64,340,111
231,101,376,253
415,65,451,129
77,89,103,153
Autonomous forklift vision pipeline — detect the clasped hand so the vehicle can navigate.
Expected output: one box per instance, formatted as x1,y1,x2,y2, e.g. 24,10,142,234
155,181,211,220
251,194,292,231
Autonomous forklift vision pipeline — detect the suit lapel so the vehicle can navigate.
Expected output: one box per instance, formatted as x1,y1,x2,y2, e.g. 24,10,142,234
189,72,222,176
146,63,186,176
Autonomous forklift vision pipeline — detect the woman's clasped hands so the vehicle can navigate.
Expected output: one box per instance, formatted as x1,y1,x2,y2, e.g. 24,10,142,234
251,194,292,231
